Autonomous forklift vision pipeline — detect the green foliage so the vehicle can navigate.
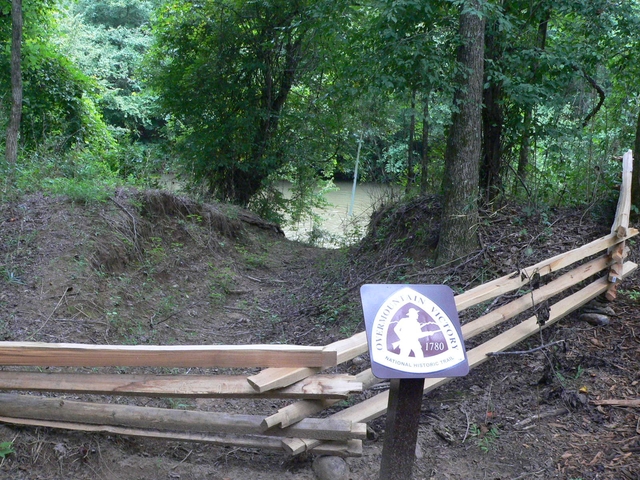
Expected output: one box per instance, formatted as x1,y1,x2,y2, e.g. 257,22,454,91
147,0,290,203
57,0,158,137
0,0,96,150
555,365,586,388
164,398,193,410
103,133,166,187
0,440,14,459
208,265,235,306
2,0,639,218
483,0,640,205
0,265,25,285
77,0,153,29
469,424,500,453
234,244,269,269
1,129,122,204
146,0,359,207
619,288,640,302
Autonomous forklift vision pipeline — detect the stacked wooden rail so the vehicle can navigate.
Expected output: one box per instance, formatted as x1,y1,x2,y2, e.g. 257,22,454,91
0,151,635,457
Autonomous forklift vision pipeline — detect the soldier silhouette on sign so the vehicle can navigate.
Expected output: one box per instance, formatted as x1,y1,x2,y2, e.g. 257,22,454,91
392,307,434,358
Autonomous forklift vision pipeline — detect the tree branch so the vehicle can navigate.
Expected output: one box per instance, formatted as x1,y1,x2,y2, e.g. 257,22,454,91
580,69,605,127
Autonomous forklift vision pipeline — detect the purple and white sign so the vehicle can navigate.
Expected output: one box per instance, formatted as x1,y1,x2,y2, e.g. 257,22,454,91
361,285,469,379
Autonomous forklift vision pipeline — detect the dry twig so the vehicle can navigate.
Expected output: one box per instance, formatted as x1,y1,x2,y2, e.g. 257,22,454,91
487,340,565,357
28,287,72,339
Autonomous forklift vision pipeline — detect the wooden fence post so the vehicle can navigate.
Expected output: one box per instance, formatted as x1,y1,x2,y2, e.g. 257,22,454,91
606,149,632,301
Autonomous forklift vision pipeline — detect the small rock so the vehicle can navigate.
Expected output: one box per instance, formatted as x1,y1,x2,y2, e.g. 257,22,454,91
312,456,349,480
580,313,610,326
351,355,366,366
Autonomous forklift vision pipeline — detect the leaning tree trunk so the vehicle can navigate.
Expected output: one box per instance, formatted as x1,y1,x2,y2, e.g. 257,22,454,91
5,0,23,166
436,0,485,265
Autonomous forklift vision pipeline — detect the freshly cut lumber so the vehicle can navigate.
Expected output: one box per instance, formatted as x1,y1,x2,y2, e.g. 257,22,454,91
607,150,632,299
0,416,285,451
253,230,637,393
249,230,636,394
461,254,610,339
247,367,319,392
247,332,368,393
262,400,336,431
274,252,615,433
461,267,638,372
353,368,379,391
0,372,361,399
262,369,381,430
330,331,370,364
590,399,640,408
610,150,632,238
281,437,364,456
310,439,363,457
282,437,311,455
269,256,610,432
0,393,367,441
287,263,637,455
0,415,362,457
455,229,637,311
606,242,625,301
0,342,337,368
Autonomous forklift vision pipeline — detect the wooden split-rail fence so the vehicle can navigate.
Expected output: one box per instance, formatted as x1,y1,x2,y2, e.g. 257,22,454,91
0,151,636,457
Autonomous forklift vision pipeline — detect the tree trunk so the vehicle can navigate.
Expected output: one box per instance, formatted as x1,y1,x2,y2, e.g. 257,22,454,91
436,0,485,265
406,90,417,194
632,109,640,213
224,32,303,205
514,6,550,194
481,26,503,203
420,94,430,194
5,0,23,166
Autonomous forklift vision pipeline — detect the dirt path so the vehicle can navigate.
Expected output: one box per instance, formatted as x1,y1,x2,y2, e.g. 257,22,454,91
0,191,638,479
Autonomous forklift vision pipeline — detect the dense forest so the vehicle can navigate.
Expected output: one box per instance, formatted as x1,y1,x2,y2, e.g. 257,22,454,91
2,0,640,260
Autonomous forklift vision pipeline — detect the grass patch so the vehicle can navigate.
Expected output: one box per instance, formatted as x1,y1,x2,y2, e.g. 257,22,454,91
208,265,236,306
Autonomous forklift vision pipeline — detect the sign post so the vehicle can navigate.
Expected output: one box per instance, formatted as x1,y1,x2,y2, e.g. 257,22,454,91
378,377,425,479
360,285,469,480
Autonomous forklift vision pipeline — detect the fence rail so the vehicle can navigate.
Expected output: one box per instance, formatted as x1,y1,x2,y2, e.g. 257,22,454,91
0,150,636,457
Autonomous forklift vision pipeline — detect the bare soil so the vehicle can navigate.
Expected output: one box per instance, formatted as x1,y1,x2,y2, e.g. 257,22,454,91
0,189,638,480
